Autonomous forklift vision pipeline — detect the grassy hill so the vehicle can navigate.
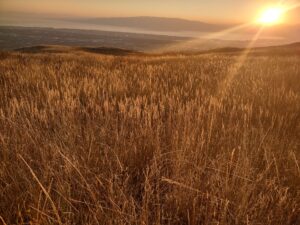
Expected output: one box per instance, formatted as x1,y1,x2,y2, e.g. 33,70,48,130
0,47,299,225
203,42,300,56
10,42,300,56
15,45,140,56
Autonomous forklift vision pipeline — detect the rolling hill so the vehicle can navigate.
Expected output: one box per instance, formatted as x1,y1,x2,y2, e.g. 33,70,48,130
9,42,300,57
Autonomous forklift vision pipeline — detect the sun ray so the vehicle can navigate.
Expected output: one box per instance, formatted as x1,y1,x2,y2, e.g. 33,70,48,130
155,22,254,53
154,0,300,53
215,26,265,99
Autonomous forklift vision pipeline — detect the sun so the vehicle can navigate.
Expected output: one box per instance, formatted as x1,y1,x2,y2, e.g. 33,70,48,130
258,7,284,25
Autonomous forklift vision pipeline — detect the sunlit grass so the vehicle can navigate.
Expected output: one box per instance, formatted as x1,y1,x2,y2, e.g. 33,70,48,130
0,50,299,224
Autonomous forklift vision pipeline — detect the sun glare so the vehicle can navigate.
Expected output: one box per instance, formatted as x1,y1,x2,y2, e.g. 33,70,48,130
258,7,284,25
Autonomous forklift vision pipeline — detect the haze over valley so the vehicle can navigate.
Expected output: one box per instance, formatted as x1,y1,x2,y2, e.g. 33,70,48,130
1,12,300,52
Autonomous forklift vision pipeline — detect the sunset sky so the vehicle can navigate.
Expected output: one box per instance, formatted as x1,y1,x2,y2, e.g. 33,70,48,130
1,0,300,24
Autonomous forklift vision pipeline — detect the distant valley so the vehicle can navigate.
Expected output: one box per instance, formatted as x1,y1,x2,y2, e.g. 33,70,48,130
0,26,296,53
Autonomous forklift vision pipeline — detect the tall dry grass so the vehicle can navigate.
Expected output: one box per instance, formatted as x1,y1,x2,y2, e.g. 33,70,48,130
0,51,299,224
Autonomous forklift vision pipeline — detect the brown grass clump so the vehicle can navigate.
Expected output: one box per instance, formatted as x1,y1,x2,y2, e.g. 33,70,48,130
0,50,299,225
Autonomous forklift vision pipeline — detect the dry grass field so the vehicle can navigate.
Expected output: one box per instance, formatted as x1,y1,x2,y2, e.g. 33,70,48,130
0,48,299,225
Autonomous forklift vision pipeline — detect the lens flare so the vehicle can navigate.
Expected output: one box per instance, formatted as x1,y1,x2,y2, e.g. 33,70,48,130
258,7,284,25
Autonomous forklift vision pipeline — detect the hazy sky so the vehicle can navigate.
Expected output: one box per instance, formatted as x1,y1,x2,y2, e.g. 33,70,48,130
1,0,300,24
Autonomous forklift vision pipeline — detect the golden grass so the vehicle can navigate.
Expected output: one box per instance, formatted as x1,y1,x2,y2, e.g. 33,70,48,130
0,51,299,224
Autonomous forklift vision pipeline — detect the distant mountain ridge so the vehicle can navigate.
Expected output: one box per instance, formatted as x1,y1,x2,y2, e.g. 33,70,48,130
69,16,230,32
66,16,300,41
1,12,300,41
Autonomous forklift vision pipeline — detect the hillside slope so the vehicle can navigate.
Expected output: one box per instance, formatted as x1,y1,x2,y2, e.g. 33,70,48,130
0,49,299,224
